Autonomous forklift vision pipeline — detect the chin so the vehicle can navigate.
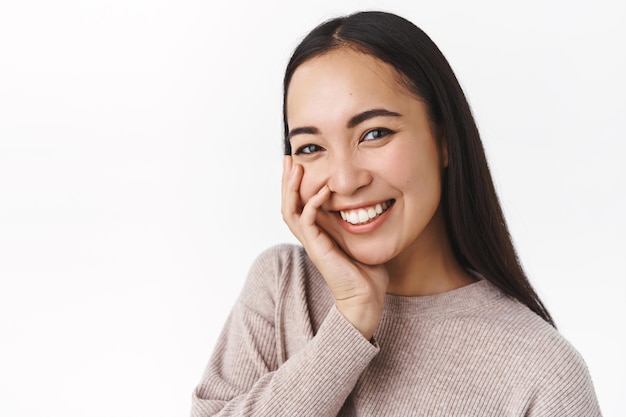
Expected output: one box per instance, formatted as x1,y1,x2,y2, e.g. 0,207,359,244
316,218,394,266
340,242,396,266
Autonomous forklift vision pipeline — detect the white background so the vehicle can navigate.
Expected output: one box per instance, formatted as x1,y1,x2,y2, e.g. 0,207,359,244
1,0,624,416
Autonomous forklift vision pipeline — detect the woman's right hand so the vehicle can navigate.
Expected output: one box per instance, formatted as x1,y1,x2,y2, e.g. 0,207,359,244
281,156,389,340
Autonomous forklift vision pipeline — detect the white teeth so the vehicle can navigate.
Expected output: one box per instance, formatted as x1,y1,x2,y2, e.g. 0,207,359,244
339,200,392,225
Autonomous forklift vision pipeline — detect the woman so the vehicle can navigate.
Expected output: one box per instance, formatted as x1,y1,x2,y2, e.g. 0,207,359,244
191,11,601,416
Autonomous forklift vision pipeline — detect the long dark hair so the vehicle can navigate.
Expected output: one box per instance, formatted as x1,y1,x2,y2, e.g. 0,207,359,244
282,11,555,326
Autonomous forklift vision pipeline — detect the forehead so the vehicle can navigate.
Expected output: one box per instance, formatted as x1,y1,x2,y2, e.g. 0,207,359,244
286,49,414,124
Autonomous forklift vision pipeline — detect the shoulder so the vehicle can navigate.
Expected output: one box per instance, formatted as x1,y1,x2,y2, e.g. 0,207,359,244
514,311,602,414
249,243,311,272
474,283,598,406
506,305,600,413
243,244,316,290
472,283,582,364
455,282,600,412
505,303,589,380
238,244,323,318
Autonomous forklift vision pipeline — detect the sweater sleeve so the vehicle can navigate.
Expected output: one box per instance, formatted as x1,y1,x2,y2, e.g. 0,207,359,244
190,246,379,417
525,339,602,416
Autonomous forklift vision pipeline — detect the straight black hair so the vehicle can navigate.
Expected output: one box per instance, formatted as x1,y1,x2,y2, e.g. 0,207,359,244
282,11,554,326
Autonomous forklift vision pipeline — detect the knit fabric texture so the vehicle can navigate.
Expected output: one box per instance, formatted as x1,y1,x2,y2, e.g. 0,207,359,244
191,244,601,416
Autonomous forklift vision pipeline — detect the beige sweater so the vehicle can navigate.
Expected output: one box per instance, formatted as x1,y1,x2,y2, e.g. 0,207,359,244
191,244,601,416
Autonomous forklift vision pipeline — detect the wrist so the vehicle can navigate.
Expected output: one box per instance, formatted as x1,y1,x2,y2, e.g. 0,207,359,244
335,301,382,340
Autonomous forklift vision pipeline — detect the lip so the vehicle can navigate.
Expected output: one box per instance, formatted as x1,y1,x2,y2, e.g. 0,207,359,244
332,199,395,234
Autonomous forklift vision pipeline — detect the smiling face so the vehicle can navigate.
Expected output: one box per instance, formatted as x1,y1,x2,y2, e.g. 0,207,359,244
286,48,450,268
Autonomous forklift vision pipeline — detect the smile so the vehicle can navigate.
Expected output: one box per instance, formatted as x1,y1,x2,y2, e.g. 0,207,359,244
339,200,395,225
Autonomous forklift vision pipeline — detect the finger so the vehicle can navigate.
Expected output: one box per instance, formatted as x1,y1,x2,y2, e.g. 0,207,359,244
281,157,302,216
281,155,295,212
281,155,292,198
281,159,307,240
300,184,330,229
299,185,339,262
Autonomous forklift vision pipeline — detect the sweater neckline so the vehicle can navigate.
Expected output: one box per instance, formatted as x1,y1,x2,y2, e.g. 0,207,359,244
382,279,504,318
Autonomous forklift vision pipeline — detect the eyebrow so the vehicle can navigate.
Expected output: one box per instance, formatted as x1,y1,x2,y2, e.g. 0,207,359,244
347,108,402,128
288,126,319,140
288,108,402,140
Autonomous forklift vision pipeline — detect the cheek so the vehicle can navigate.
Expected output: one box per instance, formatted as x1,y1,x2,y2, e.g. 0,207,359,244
298,165,325,204
389,145,442,194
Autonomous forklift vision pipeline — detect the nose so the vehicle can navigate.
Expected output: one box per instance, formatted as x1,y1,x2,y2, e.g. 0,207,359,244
326,153,373,196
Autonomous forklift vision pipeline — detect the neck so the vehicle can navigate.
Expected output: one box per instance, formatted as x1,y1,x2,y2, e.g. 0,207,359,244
384,208,475,296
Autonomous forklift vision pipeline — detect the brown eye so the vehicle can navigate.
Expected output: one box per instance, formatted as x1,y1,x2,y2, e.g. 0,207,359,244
295,144,324,155
362,128,392,141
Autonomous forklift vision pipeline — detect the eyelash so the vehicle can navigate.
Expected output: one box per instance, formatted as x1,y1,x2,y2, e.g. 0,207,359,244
294,144,324,155
361,128,393,142
293,128,394,155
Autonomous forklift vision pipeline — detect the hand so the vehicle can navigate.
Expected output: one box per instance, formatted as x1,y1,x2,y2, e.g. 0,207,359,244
281,156,389,340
